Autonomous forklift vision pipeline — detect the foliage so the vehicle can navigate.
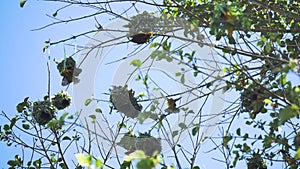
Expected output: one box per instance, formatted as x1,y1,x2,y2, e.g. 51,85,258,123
1,0,300,168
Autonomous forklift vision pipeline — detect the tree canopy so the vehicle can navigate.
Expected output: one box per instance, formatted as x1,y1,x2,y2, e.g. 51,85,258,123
1,0,300,168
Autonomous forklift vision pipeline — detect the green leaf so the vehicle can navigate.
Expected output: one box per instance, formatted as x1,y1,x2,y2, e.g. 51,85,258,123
242,143,251,153
95,108,102,113
150,42,159,48
295,148,300,159
16,97,30,112
52,11,58,17
223,135,232,147
75,154,92,166
178,122,187,129
135,75,141,81
68,115,74,119
172,130,179,138
243,133,249,141
236,128,241,136
192,126,199,136
43,45,49,53
62,136,71,141
20,0,27,8
180,75,185,83
22,124,30,130
138,92,145,97
10,117,18,129
124,150,146,162
264,42,272,53
263,99,272,104
89,115,96,122
137,158,155,169
33,159,41,167
130,59,142,67
45,39,50,44
27,160,32,166
120,161,131,169
246,121,253,125
279,104,300,124
175,72,181,76
4,124,10,131
295,86,300,93
7,160,17,166
95,158,104,168
59,112,69,121
257,40,264,47
85,99,92,106
143,74,149,86
51,157,57,162
16,103,24,113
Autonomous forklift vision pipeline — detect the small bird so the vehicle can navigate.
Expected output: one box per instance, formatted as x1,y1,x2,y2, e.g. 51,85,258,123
129,31,153,44
61,69,73,86
220,8,236,44
61,68,82,86
164,97,181,113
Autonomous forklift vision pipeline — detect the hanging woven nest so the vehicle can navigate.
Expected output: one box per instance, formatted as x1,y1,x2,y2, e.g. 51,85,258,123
110,85,142,118
32,100,56,125
118,133,161,156
51,91,71,110
56,57,82,86
247,153,267,169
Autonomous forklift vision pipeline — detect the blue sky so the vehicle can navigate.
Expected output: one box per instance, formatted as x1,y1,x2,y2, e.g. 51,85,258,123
0,1,60,167
0,0,96,166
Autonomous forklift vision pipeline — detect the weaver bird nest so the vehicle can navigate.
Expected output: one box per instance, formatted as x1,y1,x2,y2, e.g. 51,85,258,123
32,100,56,125
51,91,71,110
110,85,142,118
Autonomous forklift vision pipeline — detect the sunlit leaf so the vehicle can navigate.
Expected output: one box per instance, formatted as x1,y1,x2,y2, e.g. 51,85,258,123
295,148,300,159
43,45,49,53
130,59,142,67
263,99,272,104
124,150,146,162
33,159,41,167
89,115,96,122
150,42,159,48
51,157,57,162
85,99,92,106
75,153,92,166
59,112,68,121
95,158,104,168
295,86,300,93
